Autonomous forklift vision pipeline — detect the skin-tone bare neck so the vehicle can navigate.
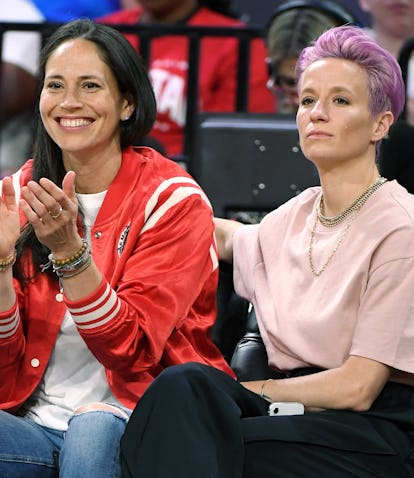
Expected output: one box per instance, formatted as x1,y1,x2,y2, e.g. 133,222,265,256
371,30,403,59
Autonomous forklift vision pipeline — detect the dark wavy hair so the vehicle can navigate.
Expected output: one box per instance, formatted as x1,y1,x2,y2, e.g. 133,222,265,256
15,19,157,284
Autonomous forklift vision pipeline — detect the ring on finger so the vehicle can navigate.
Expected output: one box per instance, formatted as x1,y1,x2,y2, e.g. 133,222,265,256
49,204,63,220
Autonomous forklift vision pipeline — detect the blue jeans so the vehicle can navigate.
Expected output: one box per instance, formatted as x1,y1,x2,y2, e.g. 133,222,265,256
0,406,130,478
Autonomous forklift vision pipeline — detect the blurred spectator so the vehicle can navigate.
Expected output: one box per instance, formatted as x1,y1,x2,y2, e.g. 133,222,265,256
379,118,414,193
360,0,414,193
99,0,275,160
0,0,44,177
31,0,121,22
265,0,357,114
359,0,414,57
359,0,414,125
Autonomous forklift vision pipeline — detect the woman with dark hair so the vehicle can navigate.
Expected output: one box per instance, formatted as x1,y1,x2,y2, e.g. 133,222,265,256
0,18,233,478
120,26,414,477
99,0,274,159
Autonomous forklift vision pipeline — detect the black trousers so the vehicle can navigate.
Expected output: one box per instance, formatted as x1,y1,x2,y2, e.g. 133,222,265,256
121,362,414,478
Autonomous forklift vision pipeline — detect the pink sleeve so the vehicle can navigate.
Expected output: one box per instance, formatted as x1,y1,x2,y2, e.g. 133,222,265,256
233,224,261,302
351,252,414,374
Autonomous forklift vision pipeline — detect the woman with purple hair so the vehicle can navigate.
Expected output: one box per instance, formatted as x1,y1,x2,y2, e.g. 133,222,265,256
120,26,414,477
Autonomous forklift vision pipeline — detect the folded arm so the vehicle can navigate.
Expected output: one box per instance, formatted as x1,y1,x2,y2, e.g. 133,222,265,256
242,355,391,412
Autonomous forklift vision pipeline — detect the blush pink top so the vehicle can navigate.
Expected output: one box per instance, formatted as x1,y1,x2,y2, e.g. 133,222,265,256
234,180,414,384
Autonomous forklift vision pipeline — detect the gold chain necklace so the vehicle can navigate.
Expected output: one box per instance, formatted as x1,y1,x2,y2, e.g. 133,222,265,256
309,176,387,276
317,176,387,227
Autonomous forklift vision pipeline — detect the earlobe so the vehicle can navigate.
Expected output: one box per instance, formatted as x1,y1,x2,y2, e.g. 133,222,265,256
121,105,134,122
125,94,135,117
372,111,394,142
121,94,135,122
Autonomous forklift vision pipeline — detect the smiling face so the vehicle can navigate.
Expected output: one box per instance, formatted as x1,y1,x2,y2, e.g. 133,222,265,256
296,58,391,170
40,38,133,163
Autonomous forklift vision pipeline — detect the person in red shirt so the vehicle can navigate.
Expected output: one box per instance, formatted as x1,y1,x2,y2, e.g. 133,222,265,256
99,0,275,159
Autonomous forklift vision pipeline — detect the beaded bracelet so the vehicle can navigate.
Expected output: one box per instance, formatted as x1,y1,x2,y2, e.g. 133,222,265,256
52,246,91,278
53,248,90,274
51,241,88,267
0,250,17,272
56,254,92,279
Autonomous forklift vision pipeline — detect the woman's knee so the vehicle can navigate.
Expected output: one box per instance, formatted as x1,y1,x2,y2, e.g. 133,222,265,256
147,362,217,398
73,402,130,420
65,404,130,454
68,403,130,437
61,406,128,476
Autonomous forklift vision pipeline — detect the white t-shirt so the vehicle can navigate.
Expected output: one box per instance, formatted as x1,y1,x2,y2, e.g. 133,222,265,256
21,191,124,431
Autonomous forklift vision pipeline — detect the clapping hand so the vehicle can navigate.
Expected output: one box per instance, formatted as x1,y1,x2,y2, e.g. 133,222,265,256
0,177,20,258
19,171,81,255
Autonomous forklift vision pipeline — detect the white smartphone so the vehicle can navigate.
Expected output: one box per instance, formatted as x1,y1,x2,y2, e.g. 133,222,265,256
268,402,305,416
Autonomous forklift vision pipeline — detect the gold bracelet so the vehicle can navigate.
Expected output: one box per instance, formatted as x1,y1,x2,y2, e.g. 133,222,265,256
0,250,17,272
51,241,88,267
260,378,274,401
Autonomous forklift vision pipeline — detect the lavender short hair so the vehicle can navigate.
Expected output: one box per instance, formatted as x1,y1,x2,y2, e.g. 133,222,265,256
295,26,405,120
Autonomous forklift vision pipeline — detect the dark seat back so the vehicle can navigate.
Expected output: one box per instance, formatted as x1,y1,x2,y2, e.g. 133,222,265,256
229,308,281,381
211,262,249,363
212,262,279,381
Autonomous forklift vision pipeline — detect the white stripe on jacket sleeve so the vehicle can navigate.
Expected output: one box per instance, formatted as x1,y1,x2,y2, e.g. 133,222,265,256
0,307,20,339
68,283,121,330
144,177,211,222
140,186,211,235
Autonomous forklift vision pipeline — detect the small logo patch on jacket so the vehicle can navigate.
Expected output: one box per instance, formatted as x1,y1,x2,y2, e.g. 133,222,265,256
117,223,130,256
